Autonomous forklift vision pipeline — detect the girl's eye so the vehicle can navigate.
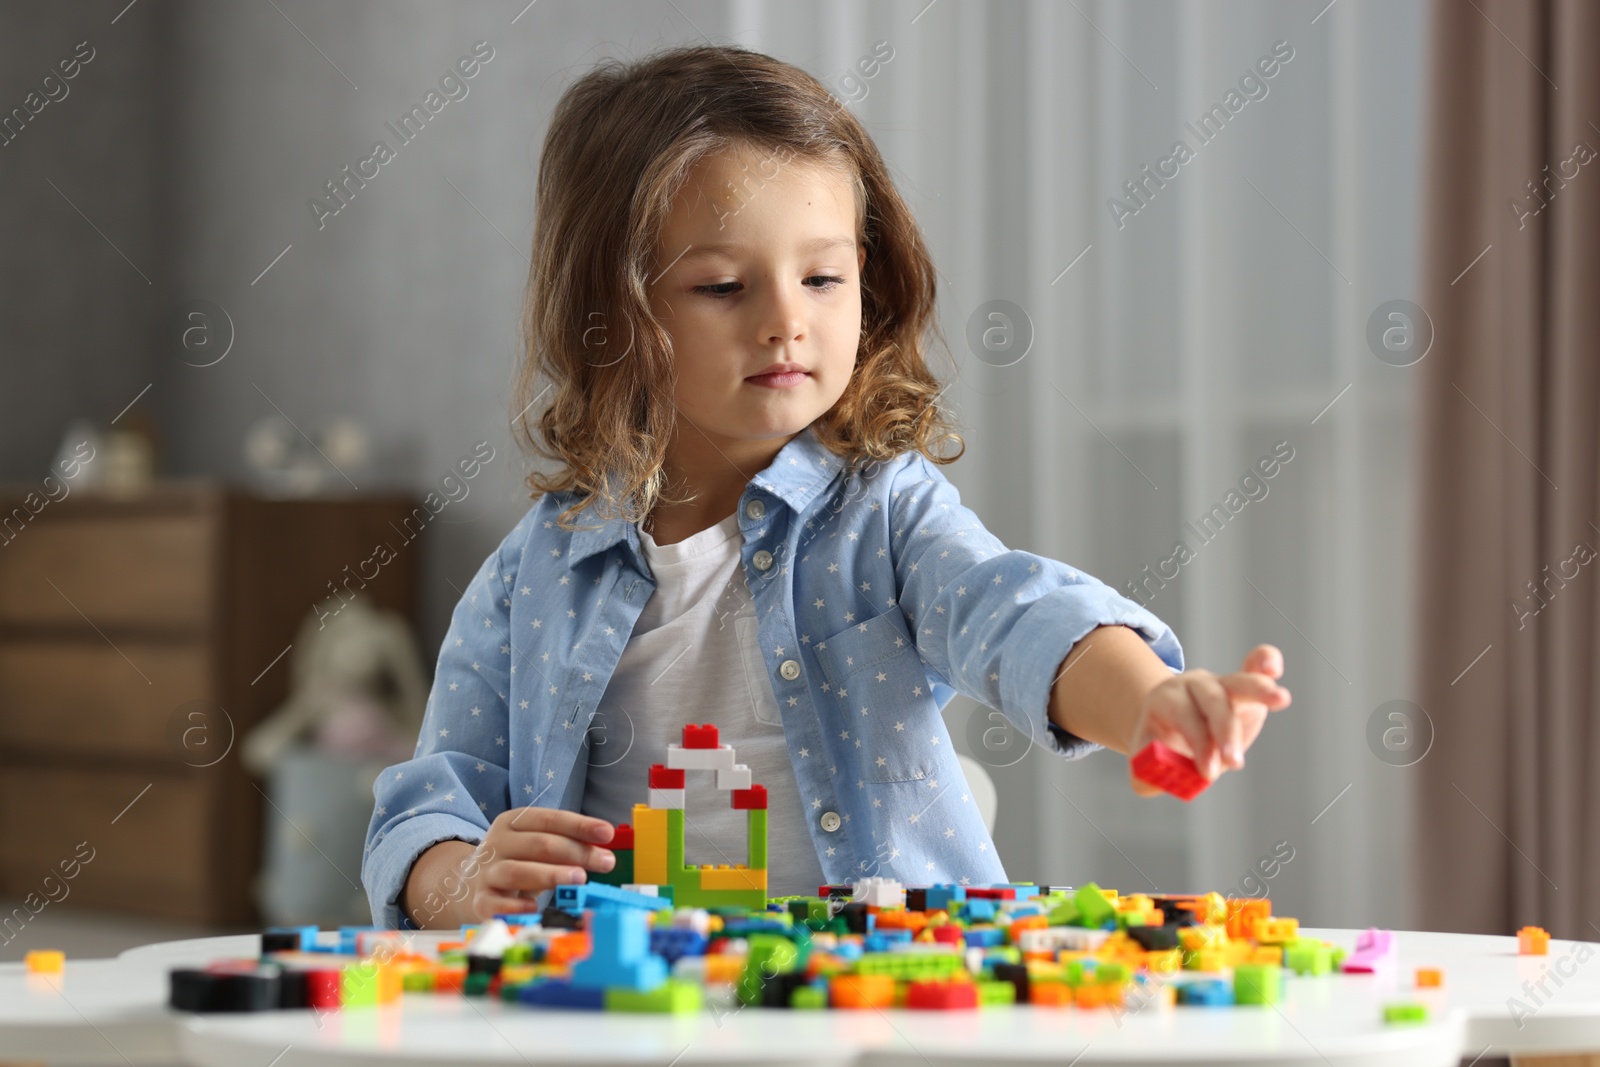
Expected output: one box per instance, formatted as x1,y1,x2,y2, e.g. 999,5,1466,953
691,276,847,298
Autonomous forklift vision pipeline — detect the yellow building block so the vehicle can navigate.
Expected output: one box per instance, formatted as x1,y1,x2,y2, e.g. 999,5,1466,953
633,804,669,885
1146,949,1183,973
25,950,64,973
698,865,767,891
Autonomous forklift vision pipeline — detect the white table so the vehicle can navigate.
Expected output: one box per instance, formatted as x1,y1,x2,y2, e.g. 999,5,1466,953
1,928,1594,1066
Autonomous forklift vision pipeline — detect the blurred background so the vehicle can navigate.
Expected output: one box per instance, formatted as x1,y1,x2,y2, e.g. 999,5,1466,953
1,0,1594,962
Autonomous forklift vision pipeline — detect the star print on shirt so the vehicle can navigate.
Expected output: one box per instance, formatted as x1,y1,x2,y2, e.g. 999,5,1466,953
362,426,1183,932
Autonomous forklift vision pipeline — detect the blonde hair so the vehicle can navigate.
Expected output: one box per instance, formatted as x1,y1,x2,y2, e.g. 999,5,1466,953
512,43,963,532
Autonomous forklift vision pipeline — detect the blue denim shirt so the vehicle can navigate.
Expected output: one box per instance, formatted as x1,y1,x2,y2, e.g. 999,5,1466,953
362,424,1183,928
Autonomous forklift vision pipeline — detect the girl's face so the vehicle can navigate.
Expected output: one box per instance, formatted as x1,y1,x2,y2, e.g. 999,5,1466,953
648,145,867,451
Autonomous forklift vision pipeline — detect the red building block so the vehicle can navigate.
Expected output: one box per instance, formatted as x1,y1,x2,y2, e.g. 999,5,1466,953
1131,740,1211,801
683,723,720,748
906,979,978,1010
648,763,685,789
967,888,1017,901
609,824,633,851
732,784,768,810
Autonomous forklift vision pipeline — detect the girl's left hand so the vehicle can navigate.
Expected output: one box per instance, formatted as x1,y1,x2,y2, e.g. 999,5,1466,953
1127,644,1291,796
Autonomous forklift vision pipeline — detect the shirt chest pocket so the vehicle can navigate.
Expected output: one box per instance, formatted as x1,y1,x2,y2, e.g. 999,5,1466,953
814,607,939,783
734,615,784,728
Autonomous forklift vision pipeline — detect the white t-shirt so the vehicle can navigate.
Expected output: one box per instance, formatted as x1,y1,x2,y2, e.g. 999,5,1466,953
580,511,828,899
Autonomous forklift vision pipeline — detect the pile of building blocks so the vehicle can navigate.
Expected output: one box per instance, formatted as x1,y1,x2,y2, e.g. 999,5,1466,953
161,722,1477,1023
165,881,1458,1020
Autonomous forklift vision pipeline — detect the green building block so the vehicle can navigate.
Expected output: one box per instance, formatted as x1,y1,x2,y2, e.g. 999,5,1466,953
983,946,1022,968
978,980,1017,1007
340,964,379,1007
1383,1001,1428,1025
1283,939,1333,976
1074,883,1116,928
790,984,828,1009
855,952,966,980
738,934,800,1006
589,847,634,887
1064,959,1089,987
401,969,435,993
1096,962,1131,985
463,972,492,997
1234,964,1283,1006
747,808,768,869
606,979,704,1013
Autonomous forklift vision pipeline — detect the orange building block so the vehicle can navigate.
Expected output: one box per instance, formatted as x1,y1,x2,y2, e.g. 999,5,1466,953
704,955,744,984
1226,899,1271,939
1518,927,1551,955
1416,967,1444,988
1029,982,1074,1007
544,931,592,966
831,973,895,1009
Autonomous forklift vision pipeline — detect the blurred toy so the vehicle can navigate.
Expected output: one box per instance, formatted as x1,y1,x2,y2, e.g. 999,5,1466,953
242,593,426,774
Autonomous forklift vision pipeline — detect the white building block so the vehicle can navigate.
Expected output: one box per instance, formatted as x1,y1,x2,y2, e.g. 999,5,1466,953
1018,927,1109,954
647,787,686,809
621,884,659,897
852,877,906,908
666,743,737,771
715,764,752,790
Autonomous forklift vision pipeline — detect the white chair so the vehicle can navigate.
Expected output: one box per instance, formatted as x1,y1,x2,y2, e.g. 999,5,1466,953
957,753,999,835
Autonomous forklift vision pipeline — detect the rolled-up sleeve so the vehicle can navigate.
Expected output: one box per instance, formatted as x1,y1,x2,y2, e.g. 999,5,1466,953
361,535,519,928
889,454,1184,760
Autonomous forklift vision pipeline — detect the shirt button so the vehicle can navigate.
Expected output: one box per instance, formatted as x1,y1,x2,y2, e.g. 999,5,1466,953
778,659,801,681
820,811,841,832
745,498,766,520
753,549,774,571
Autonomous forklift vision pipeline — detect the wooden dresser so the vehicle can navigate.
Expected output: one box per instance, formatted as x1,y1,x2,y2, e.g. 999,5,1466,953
0,480,418,924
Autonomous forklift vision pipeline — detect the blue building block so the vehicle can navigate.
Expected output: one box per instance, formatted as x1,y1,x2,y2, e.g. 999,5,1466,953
863,929,913,953
499,913,543,928
553,883,671,915
1000,884,1041,901
519,979,607,1010
964,927,1006,949
926,885,967,911
1179,979,1235,1007
963,899,998,922
649,927,709,965
569,908,668,992
337,926,377,955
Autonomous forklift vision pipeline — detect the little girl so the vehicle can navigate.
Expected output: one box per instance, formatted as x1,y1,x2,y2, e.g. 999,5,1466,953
362,44,1291,930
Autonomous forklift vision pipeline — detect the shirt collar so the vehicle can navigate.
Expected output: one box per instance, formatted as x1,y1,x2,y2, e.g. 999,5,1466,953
565,423,845,570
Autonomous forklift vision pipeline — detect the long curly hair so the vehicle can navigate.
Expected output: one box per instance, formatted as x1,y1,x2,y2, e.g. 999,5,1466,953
512,43,964,532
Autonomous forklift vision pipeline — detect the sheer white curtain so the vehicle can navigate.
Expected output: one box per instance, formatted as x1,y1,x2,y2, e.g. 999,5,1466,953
733,0,1427,928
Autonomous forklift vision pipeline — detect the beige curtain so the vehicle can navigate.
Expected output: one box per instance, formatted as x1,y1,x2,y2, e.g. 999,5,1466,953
1417,0,1600,938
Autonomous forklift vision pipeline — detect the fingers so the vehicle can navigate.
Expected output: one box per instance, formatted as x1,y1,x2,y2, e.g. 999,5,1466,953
1182,673,1234,777
474,893,542,920
1241,644,1284,679
503,806,615,845
487,858,597,896
1217,671,1291,711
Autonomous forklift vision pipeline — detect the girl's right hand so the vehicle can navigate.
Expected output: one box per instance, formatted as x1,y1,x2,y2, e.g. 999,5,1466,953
466,807,616,920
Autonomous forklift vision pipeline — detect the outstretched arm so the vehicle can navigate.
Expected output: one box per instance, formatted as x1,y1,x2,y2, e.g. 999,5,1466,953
1047,628,1291,794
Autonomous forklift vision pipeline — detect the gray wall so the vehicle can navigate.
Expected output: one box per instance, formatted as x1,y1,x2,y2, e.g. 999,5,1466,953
0,0,178,477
